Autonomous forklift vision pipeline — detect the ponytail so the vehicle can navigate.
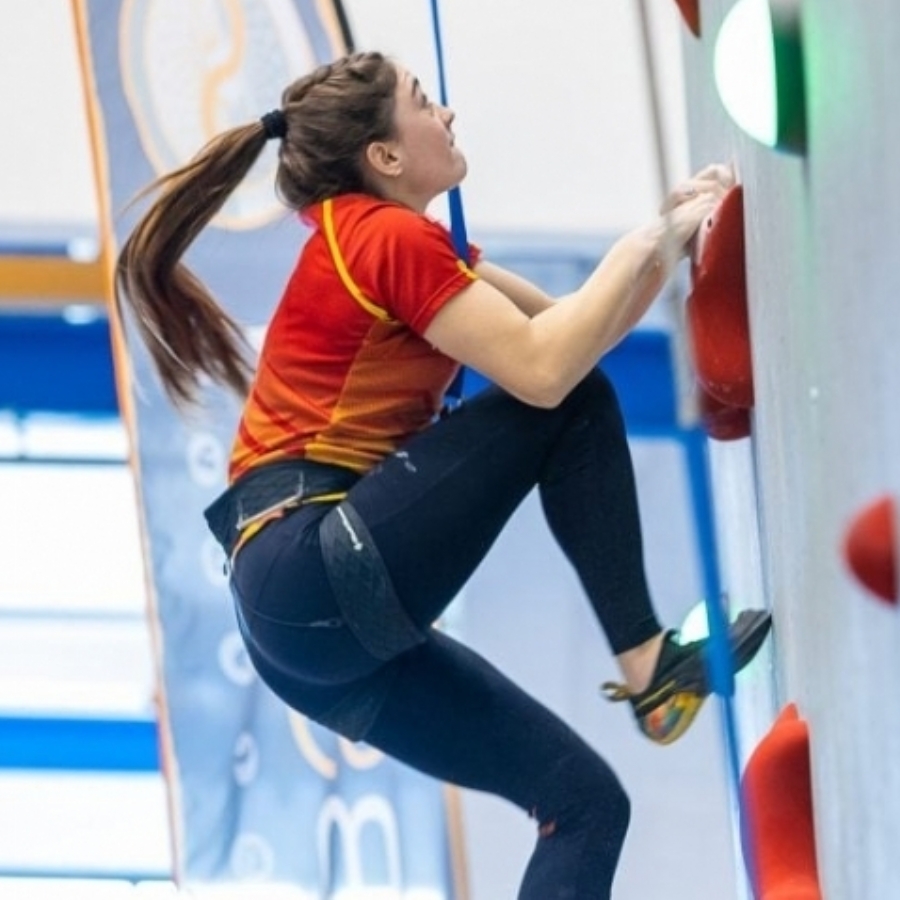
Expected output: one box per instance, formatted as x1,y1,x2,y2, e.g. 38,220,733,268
115,51,399,409
115,121,270,408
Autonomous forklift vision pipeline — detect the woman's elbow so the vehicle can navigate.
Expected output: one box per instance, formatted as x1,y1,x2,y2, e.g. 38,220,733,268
507,369,569,409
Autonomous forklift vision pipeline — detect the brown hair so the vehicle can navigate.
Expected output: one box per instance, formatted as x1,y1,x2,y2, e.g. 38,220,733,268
115,51,398,408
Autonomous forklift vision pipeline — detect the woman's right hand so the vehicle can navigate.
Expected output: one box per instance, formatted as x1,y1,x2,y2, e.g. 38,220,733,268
656,163,736,256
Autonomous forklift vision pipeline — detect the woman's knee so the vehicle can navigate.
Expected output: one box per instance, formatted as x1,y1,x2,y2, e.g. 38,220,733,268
534,748,631,837
568,368,623,419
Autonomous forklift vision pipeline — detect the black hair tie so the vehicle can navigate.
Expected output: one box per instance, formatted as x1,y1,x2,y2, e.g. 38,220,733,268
260,109,287,140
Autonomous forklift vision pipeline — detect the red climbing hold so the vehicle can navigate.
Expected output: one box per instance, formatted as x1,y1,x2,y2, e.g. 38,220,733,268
741,703,822,900
686,184,754,410
673,0,701,36
698,384,751,442
843,494,898,604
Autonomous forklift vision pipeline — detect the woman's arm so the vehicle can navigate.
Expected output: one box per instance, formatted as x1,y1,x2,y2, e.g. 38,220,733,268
425,165,732,408
473,260,556,317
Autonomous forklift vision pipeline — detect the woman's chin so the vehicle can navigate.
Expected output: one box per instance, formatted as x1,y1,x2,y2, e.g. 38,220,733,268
449,159,468,189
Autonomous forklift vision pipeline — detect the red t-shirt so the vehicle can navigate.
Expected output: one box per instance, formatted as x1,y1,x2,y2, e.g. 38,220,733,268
228,193,480,480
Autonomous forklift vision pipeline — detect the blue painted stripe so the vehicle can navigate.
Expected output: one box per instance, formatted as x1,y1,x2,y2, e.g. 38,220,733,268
0,310,681,429
0,244,72,257
464,328,680,432
0,870,170,882
0,717,160,772
0,313,119,415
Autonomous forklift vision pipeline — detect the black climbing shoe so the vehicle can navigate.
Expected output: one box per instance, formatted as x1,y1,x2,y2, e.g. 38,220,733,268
601,608,772,745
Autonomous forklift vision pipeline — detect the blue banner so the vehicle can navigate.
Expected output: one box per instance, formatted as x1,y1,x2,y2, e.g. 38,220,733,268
73,1,462,894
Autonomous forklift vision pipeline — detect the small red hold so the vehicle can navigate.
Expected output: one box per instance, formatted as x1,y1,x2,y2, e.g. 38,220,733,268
686,184,754,410
673,0,701,36
843,495,898,604
697,383,751,442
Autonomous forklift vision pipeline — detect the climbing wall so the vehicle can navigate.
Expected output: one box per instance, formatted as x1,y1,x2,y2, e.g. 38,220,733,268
680,1,900,896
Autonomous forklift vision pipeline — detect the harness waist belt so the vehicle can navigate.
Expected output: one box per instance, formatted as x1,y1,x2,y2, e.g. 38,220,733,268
204,459,360,556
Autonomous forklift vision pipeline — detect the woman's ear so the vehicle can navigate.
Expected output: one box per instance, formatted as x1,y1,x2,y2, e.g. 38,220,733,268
364,141,402,178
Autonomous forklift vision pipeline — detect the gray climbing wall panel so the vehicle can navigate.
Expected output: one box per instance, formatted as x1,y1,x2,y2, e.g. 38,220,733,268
682,2,900,896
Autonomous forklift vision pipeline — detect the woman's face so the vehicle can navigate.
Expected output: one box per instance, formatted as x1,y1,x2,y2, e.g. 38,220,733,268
375,65,467,211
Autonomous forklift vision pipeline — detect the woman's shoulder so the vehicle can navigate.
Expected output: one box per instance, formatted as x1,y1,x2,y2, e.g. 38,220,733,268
334,193,431,232
305,194,455,266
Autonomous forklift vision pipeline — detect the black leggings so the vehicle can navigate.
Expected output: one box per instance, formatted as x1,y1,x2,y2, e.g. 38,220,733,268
231,370,662,899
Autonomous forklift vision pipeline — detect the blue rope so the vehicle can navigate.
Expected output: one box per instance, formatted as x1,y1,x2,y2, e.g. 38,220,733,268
428,0,469,261
684,429,754,882
428,0,469,403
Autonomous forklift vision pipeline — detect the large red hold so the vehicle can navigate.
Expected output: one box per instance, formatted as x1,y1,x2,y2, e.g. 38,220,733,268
687,184,754,410
742,703,822,900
